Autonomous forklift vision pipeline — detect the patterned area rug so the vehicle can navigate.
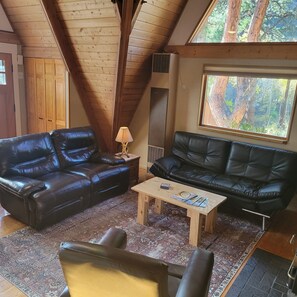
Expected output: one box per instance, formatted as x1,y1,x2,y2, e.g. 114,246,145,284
0,191,263,297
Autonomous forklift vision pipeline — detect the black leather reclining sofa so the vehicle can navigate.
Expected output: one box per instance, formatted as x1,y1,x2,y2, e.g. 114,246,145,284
0,126,129,229
150,131,297,223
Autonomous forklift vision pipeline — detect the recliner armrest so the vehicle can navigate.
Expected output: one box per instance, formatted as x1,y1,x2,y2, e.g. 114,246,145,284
150,155,182,177
176,248,214,297
0,176,45,198
90,152,125,165
98,227,127,249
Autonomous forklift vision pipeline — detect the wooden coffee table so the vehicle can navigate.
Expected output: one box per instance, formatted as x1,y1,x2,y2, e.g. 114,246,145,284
131,177,227,247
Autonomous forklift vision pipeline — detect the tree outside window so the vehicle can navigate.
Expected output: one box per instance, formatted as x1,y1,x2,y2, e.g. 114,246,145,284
200,67,297,142
190,0,297,43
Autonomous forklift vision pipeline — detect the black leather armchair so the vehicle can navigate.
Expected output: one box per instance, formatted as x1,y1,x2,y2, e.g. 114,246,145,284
59,228,214,297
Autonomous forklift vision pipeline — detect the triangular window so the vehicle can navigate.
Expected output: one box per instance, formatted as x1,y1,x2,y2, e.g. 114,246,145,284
190,0,297,43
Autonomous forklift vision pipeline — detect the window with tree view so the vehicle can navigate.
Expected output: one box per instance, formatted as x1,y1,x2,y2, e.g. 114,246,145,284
200,66,297,141
190,0,297,43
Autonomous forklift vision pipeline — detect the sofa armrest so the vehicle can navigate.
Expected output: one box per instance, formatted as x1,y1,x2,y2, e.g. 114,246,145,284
98,227,127,249
176,249,214,297
150,155,182,177
0,176,45,198
258,181,288,198
90,152,125,165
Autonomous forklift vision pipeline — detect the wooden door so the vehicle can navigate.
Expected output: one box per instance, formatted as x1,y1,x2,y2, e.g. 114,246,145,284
45,60,55,131
35,59,46,132
25,58,67,134
55,60,66,129
0,53,16,138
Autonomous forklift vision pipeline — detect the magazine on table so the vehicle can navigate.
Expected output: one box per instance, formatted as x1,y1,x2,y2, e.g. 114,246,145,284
171,191,208,208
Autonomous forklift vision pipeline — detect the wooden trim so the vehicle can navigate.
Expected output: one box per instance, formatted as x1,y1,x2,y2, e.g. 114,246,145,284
0,31,20,44
39,0,109,151
165,43,297,60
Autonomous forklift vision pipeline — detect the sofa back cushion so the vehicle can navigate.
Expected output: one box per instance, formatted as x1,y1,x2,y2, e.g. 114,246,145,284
226,142,297,182
51,126,98,168
0,133,60,178
172,131,231,173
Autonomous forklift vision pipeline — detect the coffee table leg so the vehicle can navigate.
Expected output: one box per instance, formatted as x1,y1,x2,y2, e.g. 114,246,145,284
187,209,203,247
205,208,217,233
154,199,163,214
137,193,149,225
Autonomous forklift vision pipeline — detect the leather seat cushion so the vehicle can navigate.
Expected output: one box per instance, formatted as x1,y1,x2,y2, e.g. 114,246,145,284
30,172,91,228
170,164,287,201
170,164,218,187
64,163,129,191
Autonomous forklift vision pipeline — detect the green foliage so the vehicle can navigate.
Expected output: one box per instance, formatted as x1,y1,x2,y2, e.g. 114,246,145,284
204,74,297,138
192,0,297,42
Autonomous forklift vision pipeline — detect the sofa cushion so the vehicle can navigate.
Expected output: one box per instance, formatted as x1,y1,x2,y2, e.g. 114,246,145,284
226,142,297,183
0,133,60,178
172,132,231,173
51,127,98,168
29,171,91,229
170,164,218,187
64,163,130,205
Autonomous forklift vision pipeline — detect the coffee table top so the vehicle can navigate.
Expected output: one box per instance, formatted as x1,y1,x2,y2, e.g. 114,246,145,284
131,177,227,215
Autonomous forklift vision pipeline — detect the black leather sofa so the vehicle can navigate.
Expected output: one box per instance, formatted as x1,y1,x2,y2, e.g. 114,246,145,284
0,127,129,229
150,131,297,220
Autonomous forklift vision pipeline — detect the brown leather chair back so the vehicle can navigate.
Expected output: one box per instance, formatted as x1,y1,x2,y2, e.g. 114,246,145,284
59,241,169,297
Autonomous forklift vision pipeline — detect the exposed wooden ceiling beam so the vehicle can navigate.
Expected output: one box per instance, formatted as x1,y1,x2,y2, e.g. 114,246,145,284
112,0,144,146
39,0,109,151
165,43,297,60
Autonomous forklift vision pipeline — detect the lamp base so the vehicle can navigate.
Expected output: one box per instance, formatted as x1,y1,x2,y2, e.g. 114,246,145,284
116,152,130,158
118,142,130,158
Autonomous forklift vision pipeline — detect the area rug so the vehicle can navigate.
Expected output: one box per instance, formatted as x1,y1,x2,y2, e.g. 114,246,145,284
225,248,291,297
0,190,264,297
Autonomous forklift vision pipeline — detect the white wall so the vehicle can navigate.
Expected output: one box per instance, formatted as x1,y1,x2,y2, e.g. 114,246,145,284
0,4,13,32
69,75,90,128
168,0,212,45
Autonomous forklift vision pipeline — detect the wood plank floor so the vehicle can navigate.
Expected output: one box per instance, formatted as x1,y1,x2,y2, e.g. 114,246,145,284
0,171,296,297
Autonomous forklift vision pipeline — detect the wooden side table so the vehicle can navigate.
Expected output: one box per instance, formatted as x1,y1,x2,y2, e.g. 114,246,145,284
120,154,140,185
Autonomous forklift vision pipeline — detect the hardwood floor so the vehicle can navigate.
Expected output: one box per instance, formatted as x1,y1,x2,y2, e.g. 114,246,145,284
0,209,26,297
0,170,296,297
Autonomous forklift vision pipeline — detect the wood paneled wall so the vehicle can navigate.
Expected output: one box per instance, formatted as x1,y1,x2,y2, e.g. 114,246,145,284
1,0,187,151
120,0,186,128
1,0,61,58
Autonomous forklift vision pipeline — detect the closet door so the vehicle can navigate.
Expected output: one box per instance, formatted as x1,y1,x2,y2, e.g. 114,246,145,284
25,58,67,134
44,60,55,131
35,59,46,132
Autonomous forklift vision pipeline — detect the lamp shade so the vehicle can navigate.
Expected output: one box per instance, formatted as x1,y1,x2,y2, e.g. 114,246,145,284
115,127,133,143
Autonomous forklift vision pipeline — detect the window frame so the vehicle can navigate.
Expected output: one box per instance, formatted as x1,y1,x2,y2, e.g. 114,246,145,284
198,65,297,143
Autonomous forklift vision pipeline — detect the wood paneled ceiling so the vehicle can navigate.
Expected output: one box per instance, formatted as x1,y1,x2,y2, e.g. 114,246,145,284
1,0,187,151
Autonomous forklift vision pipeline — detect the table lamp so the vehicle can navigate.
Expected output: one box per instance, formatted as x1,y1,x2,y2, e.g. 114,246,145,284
115,126,133,157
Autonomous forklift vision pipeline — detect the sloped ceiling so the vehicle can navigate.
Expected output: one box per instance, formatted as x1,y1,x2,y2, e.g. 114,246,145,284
1,0,187,151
